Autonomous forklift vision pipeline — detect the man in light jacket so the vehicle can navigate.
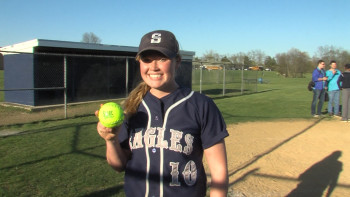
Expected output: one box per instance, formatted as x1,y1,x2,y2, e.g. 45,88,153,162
326,60,341,116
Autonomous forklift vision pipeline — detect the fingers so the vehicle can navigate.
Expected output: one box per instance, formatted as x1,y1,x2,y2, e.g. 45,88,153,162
97,121,113,133
95,103,104,117
97,122,117,141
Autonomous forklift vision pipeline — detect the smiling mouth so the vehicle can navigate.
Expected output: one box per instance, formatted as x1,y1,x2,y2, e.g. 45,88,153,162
149,74,162,79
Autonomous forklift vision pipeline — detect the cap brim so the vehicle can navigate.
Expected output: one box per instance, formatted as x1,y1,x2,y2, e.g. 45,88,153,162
137,47,176,59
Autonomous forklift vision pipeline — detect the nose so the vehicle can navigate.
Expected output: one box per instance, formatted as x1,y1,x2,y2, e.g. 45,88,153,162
149,60,159,71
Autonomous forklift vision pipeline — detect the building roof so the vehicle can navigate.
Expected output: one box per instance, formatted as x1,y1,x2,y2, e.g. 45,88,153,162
0,39,195,60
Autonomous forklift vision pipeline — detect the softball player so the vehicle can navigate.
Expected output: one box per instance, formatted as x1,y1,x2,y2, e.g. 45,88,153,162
97,30,229,197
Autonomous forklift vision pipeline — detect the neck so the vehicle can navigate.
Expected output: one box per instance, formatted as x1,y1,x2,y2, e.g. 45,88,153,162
150,83,179,98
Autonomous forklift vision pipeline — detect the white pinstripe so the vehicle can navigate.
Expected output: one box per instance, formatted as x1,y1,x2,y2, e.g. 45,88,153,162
141,91,194,197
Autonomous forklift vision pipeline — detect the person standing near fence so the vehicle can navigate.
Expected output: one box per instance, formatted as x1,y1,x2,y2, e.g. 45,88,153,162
326,60,341,116
311,60,328,117
337,64,350,122
96,30,229,196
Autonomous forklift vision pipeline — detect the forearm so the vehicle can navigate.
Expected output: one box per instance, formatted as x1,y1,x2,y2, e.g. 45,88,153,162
204,140,228,197
96,120,129,172
105,138,129,172
210,171,228,197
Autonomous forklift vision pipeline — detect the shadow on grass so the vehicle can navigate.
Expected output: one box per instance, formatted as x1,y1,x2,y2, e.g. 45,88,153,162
1,120,96,137
211,89,278,101
202,88,242,95
81,185,124,197
0,113,95,128
0,121,105,171
1,118,127,196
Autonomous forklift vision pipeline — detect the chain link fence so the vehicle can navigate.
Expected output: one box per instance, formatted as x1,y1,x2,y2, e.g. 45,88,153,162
192,63,269,98
0,53,272,126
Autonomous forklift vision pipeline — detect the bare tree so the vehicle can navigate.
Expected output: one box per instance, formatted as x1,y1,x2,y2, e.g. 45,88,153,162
276,48,312,77
247,49,266,66
229,52,246,68
202,50,220,63
81,32,102,44
314,45,350,70
196,46,350,74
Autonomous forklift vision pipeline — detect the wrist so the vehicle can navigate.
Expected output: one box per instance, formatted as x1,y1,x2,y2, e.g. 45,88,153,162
106,136,118,143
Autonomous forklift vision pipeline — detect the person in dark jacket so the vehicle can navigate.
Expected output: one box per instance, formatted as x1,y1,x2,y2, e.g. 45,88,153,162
311,60,327,117
337,64,350,122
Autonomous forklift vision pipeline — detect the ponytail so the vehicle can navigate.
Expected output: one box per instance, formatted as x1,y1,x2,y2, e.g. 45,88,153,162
123,81,150,118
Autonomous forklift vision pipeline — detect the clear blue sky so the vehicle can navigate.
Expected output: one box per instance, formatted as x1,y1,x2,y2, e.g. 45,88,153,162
1,0,349,57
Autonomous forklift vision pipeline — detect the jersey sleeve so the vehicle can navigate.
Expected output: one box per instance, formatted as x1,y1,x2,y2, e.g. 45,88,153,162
198,96,229,149
117,121,131,150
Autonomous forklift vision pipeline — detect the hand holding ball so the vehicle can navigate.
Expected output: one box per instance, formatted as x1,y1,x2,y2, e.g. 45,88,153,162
98,102,124,128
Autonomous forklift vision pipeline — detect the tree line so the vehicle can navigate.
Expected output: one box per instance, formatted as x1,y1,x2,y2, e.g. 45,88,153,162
195,46,350,78
79,32,350,78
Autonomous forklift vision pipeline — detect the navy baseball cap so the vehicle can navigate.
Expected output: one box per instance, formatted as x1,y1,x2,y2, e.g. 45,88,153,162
137,30,179,58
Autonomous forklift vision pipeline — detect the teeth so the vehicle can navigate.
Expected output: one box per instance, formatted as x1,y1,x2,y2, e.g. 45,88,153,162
150,74,161,78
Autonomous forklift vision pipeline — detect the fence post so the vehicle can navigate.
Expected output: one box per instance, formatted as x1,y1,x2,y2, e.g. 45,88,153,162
256,70,258,92
200,63,203,94
64,55,67,119
125,58,129,97
223,65,226,96
241,66,244,95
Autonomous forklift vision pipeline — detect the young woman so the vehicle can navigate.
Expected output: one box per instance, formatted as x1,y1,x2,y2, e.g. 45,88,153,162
96,30,228,197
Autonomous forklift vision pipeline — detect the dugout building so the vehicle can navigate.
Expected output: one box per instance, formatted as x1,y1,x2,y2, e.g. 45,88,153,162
0,39,194,106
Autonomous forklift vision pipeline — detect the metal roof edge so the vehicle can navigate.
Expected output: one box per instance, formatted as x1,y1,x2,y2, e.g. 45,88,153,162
1,39,195,59
36,39,139,52
0,39,39,53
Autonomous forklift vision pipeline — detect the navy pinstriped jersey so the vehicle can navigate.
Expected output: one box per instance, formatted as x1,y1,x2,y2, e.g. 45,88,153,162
118,87,228,197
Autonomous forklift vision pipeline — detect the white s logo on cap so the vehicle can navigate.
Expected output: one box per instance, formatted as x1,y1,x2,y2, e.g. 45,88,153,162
151,33,161,43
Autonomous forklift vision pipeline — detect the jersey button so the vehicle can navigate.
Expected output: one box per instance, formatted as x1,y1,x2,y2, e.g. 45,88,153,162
155,116,159,120
152,148,156,153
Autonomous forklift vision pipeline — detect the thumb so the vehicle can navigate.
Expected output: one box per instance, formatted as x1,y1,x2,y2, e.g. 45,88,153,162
95,103,104,118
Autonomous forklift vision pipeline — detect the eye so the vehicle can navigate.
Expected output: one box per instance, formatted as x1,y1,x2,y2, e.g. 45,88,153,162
158,58,167,62
141,57,153,63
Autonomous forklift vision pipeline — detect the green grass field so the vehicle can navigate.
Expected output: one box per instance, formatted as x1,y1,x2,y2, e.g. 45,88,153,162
0,71,317,196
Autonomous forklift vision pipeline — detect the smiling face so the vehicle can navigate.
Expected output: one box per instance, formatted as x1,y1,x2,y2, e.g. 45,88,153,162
330,62,337,69
318,61,325,69
139,50,180,98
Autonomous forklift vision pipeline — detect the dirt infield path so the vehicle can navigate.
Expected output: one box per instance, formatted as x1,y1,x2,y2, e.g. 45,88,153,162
221,118,350,196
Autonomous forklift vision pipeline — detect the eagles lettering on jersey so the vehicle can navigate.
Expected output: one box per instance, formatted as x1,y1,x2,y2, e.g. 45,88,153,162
129,127,194,155
119,87,228,197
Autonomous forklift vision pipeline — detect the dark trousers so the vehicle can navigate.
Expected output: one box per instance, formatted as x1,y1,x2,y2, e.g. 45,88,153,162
311,89,326,115
342,88,350,120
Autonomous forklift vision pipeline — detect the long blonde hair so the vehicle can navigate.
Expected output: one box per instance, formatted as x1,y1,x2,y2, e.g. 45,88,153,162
123,81,150,118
